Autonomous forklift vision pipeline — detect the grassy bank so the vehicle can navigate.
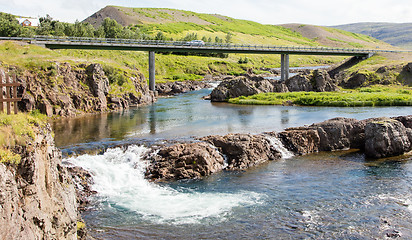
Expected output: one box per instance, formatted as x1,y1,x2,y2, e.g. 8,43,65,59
229,86,412,107
0,112,46,164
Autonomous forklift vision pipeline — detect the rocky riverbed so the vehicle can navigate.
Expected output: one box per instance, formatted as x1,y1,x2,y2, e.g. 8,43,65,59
144,115,412,182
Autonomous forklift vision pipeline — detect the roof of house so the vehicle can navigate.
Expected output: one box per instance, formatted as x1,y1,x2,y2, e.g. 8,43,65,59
16,18,40,27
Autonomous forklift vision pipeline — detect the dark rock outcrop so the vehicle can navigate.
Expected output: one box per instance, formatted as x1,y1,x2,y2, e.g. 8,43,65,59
146,133,282,181
365,119,412,158
146,142,225,181
279,117,366,155
392,115,412,128
210,70,339,102
210,75,287,102
0,124,82,239
201,134,282,170
156,80,212,96
339,71,368,89
285,74,313,92
1,62,155,117
67,166,96,212
312,69,340,92
279,116,412,158
143,115,412,182
278,128,320,155
86,64,110,111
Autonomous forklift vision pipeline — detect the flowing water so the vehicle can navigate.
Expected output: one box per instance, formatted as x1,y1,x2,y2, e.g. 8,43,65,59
57,87,412,239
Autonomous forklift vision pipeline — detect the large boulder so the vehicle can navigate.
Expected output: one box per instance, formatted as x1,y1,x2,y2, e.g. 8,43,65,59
285,74,313,92
312,70,340,92
277,128,320,155
340,71,367,89
145,142,225,181
279,117,366,154
210,77,260,102
365,119,412,158
210,75,288,102
86,64,110,111
156,80,211,96
399,62,412,86
201,134,281,170
312,117,366,151
392,115,412,128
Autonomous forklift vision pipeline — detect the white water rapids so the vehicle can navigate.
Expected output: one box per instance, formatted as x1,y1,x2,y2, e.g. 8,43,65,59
66,145,263,224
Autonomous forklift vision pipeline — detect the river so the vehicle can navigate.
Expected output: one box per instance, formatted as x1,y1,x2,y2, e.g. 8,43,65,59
55,87,412,239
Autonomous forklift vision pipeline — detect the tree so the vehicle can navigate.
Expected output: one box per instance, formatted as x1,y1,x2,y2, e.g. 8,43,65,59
94,26,105,38
54,21,65,36
155,31,166,41
0,12,22,37
102,17,123,38
36,14,55,35
181,32,198,41
225,32,233,43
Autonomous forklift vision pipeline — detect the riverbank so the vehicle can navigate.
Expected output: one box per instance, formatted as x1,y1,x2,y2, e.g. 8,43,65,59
210,60,412,106
0,113,85,239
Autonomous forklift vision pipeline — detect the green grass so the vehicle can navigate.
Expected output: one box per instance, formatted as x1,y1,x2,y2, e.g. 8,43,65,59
322,27,380,43
229,86,412,107
0,111,47,147
0,111,46,164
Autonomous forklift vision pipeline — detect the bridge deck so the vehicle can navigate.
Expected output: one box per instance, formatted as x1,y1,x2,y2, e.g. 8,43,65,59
1,36,400,56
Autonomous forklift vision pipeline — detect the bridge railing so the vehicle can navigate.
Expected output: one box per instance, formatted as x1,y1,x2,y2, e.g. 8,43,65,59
0,36,405,54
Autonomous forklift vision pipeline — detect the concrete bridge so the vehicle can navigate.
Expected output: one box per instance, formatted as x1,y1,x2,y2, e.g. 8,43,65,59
0,36,398,91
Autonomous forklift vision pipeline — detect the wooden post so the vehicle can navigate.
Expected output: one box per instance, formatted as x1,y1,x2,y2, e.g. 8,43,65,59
13,74,18,114
0,73,3,113
0,73,22,115
5,73,11,115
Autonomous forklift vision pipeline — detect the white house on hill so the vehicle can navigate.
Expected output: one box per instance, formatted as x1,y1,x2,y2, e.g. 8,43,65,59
16,18,40,27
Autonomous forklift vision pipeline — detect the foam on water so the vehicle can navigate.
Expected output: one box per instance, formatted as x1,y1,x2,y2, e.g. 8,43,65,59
378,194,412,212
66,145,263,224
265,135,294,159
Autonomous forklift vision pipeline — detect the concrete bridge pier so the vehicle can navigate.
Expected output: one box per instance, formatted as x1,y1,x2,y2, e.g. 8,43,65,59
149,51,156,91
281,54,290,81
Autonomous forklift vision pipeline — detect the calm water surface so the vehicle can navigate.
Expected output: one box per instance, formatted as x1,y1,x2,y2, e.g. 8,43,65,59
54,88,412,150
58,88,412,239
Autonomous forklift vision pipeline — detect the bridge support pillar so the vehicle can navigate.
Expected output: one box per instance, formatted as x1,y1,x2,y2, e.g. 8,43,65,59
281,54,289,81
149,51,155,91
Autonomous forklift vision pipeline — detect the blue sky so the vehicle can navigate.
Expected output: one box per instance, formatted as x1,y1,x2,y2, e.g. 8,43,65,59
1,0,412,25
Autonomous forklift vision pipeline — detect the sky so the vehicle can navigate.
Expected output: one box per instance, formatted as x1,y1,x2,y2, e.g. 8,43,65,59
1,0,412,26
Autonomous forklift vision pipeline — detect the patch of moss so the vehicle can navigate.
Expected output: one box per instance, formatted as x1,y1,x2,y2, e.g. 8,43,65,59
0,148,21,165
77,221,86,231
0,112,46,147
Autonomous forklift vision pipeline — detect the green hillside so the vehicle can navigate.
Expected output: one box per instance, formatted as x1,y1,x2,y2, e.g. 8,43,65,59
332,22,412,50
83,6,392,49
0,7,401,84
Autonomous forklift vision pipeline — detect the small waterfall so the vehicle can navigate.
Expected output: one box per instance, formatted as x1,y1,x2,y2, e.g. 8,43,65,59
207,143,229,169
265,135,294,159
66,145,262,224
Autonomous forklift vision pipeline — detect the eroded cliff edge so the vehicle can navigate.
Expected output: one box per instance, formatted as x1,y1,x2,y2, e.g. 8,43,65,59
1,62,155,117
0,118,84,239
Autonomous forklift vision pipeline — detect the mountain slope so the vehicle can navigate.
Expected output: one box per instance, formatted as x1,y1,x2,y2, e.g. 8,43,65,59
332,22,412,49
83,6,393,49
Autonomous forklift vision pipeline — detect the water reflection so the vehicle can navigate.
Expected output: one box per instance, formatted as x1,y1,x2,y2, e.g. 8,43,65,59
52,88,412,149
149,105,156,134
281,110,289,125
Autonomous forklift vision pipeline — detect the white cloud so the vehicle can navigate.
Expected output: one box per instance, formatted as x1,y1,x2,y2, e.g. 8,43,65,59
1,0,412,25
